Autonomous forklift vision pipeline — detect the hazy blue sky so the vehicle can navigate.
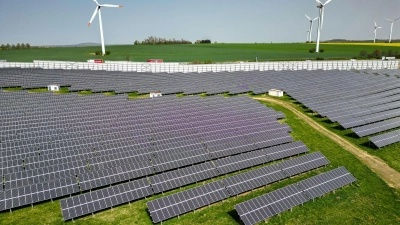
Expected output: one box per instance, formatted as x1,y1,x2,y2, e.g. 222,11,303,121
0,0,399,45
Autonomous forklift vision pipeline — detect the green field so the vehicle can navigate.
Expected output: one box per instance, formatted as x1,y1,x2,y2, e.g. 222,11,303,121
1,43,400,62
0,94,399,225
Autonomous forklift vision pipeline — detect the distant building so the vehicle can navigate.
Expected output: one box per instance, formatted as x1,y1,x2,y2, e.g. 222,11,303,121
48,84,60,91
150,92,162,98
268,89,283,97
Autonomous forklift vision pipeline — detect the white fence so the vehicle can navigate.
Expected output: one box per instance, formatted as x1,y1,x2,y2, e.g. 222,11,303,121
0,60,398,73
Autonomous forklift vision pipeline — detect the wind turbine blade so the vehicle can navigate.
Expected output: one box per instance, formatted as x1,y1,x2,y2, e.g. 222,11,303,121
93,0,100,5
324,0,332,5
99,4,123,8
374,21,377,27
321,7,325,29
378,27,382,29
385,18,393,22
316,0,323,5
305,14,311,20
88,7,99,27
313,17,319,21
395,17,400,21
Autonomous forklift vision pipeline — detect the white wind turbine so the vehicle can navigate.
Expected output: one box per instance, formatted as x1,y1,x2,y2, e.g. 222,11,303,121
307,30,310,42
315,0,332,53
88,0,123,56
373,21,382,43
305,15,318,43
385,17,400,43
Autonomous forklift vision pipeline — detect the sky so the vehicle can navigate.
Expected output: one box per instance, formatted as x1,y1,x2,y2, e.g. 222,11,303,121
0,0,400,46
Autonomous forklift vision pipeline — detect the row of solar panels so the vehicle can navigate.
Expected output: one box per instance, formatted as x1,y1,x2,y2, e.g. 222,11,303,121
235,167,356,225
0,97,258,127
61,151,326,221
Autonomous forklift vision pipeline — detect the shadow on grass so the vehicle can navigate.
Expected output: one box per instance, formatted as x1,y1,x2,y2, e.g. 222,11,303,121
227,209,243,225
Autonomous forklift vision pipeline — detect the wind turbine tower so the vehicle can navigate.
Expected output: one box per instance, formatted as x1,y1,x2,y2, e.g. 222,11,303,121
385,17,400,43
315,0,332,53
88,0,123,56
373,21,382,43
305,15,318,43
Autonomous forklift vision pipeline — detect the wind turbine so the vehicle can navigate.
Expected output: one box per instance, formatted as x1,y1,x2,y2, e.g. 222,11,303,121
315,0,332,53
307,30,310,42
305,15,318,43
385,17,400,43
373,21,382,43
88,0,123,56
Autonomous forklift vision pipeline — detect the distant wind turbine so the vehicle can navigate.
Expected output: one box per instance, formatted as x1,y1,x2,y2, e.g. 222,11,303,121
315,0,332,53
305,15,318,43
385,17,400,43
373,21,382,43
307,30,310,42
88,0,123,56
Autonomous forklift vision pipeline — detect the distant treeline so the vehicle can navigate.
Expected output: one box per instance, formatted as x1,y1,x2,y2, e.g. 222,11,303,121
324,39,400,43
0,43,31,50
195,39,211,44
358,49,400,59
134,36,192,45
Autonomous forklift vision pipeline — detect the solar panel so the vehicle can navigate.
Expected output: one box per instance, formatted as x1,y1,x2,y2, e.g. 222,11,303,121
234,167,356,225
279,152,330,177
147,180,229,223
224,152,328,196
60,178,153,221
369,129,400,148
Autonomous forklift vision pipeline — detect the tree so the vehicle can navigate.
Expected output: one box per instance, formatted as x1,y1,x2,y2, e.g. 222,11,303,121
370,48,382,58
387,49,394,57
11,44,16,50
359,50,367,57
26,43,30,49
6,43,10,50
21,43,26,49
0,44,5,50
134,40,139,45
16,43,21,49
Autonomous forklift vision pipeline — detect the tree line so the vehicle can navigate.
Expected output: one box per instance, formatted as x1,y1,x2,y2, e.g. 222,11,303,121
0,43,31,50
358,49,399,59
134,36,191,45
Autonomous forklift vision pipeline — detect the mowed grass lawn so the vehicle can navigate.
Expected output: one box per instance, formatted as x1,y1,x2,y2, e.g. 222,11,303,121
1,43,400,62
0,95,399,225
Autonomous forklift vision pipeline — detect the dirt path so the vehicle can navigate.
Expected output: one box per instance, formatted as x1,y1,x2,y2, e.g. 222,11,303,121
253,97,400,189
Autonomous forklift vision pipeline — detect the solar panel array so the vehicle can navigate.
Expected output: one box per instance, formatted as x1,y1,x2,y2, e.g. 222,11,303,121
235,167,356,225
0,67,365,221
0,90,309,221
146,152,328,223
2,68,400,148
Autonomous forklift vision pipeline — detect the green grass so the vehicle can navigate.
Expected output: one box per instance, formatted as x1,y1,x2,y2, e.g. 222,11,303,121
1,43,400,62
2,87,24,92
27,88,49,93
127,92,149,99
1,96,399,225
78,90,93,95
103,92,116,96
